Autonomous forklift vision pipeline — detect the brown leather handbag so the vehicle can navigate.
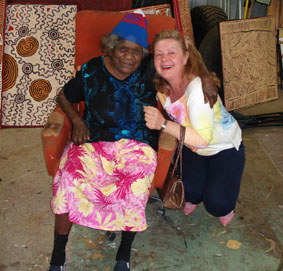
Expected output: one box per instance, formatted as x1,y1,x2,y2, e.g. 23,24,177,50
159,125,186,210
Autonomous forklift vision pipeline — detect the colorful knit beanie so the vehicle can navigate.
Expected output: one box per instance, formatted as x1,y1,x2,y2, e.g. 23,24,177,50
111,9,149,48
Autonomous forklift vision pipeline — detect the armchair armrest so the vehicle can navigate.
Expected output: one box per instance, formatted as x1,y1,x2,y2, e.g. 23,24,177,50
150,131,177,193
41,105,72,177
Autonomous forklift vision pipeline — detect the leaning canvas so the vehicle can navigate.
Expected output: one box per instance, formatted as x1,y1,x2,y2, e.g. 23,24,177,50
1,4,77,127
220,17,278,111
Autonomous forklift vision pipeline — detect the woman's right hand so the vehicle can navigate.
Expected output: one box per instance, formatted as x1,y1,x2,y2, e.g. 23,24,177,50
144,106,165,130
69,66,88,145
57,89,89,146
71,118,90,145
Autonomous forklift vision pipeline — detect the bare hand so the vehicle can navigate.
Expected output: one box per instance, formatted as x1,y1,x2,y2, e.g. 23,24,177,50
71,118,90,145
202,74,219,108
71,65,82,79
144,106,165,130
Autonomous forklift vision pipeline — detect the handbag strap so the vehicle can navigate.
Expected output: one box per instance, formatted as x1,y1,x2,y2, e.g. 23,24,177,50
171,125,186,178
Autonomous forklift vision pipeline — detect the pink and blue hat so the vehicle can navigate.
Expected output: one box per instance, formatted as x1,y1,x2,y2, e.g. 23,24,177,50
111,9,149,48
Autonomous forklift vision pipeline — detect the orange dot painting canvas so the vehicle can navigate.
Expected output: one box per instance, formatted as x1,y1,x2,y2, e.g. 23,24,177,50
1,4,77,127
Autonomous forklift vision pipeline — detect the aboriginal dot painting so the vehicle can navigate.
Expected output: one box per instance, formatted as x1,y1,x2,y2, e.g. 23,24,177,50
0,0,5,128
1,4,77,127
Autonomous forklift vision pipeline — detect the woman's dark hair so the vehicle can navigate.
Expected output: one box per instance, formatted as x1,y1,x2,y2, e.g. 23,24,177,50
102,34,148,56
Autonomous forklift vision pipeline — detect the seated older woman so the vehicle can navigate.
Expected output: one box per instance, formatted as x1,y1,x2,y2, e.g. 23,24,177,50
48,10,218,271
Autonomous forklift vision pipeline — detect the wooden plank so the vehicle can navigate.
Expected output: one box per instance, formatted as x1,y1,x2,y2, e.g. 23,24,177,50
267,0,281,28
247,0,255,19
220,17,278,111
280,0,283,27
172,0,195,45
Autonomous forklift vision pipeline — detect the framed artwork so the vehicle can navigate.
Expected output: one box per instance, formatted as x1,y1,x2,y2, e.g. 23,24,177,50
123,3,172,17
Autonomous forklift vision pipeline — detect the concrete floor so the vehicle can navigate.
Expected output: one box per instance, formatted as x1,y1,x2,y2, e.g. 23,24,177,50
1,91,283,271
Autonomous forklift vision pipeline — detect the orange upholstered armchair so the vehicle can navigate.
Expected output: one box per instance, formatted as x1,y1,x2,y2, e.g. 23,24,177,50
41,10,177,194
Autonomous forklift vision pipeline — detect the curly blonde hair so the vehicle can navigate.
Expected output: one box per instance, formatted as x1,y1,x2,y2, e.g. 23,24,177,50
153,29,205,95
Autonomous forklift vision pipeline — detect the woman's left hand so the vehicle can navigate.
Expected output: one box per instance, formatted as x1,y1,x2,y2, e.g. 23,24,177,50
202,74,218,108
144,106,165,130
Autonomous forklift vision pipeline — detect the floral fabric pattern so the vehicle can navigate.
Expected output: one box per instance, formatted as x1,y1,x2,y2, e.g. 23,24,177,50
51,139,157,232
166,100,186,124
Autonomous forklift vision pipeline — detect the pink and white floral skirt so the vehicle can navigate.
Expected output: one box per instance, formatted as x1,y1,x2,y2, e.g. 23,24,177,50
51,139,157,232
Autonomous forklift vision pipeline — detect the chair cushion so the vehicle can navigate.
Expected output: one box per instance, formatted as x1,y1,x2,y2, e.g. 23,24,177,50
75,10,176,66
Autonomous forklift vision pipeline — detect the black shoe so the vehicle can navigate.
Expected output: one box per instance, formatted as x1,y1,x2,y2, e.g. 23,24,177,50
48,265,64,271
114,260,130,271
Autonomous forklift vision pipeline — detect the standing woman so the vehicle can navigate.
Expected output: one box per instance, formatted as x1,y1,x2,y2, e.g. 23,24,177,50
144,30,245,227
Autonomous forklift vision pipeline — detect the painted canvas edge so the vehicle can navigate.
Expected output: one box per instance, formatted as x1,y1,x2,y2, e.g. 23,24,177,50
0,0,7,129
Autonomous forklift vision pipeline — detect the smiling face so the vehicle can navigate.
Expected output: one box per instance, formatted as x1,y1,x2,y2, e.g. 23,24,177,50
153,38,189,84
108,39,143,80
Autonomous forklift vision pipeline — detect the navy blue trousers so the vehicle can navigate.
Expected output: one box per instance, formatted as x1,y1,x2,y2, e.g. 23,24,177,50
181,142,245,217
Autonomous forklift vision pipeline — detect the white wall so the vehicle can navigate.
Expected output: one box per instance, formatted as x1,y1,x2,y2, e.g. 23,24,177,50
188,0,267,20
